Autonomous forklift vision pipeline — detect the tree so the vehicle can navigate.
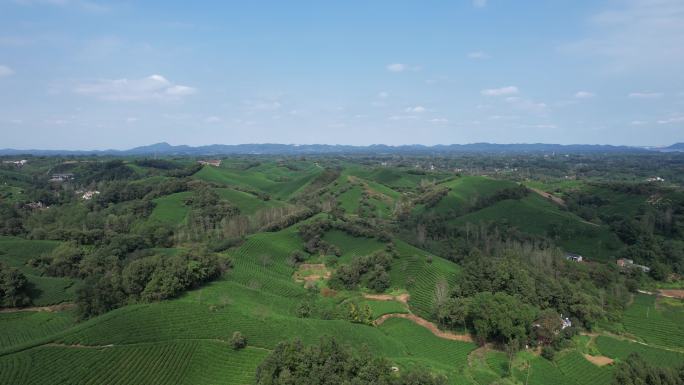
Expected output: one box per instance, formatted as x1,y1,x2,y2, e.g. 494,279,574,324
467,292,537,345
231,331,247,350
533,309,562,345
612,353,684,385
0,263,32,308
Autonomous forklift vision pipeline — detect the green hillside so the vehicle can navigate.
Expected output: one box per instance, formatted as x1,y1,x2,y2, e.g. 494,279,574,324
1,157,683,384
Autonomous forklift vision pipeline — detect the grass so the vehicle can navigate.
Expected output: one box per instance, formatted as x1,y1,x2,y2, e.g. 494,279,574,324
360,299,408,318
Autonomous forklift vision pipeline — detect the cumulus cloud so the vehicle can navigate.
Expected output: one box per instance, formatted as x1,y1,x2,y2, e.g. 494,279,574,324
74,74,196,101
574,91,595,99
481,86,519,96
628,92,663,99
0,65,14,77
405,106,426,113
467,51,489,59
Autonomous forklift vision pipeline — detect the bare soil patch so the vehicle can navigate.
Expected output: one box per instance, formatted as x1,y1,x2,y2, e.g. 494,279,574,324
293,264,331,282
584,354,614,366
659,289,684,299
0,303,75,313
374,313,473,342
363,293,410,304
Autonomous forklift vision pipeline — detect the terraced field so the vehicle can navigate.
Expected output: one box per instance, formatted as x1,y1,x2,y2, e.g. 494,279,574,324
452,194,622,260
622,294,684,349
379,317,475,379
0,236,76,305
556,351,613,385
0,310,75,350
148,192,192,225
391,241,461,318
194,164,322,200
215,188,288,215
425,176,518,214
322,229,385,262
595,335,684,367
0,340,268,385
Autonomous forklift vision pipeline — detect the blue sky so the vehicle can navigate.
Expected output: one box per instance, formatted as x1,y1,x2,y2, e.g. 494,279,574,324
0,0,682,149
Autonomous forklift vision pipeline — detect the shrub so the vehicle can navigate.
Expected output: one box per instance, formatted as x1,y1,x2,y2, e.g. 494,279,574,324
230,331,247,350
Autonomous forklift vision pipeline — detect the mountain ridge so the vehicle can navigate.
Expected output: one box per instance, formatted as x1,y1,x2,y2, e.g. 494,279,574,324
0,142,681,156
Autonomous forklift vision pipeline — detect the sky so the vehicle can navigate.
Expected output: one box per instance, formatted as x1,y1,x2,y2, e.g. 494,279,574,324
0,0,683,150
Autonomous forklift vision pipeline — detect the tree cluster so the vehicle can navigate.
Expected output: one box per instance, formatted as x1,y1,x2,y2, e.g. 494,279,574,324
255,337,447,385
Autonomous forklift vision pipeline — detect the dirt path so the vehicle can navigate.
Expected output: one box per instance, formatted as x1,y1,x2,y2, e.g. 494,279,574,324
584,354,614,366
0,303,75,314
374,313,473,342
363,293,410,304
529,188,566,206
659,289,684,299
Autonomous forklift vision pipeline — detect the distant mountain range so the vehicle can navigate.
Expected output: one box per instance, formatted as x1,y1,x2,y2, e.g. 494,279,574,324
1,142,683,156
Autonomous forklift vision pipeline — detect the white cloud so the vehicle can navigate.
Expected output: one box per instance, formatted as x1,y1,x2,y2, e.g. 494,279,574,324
429,118,449,123
166,85,196,96
125,117,138,123
481,86,519,96
574,91,595,99
377,91,389,99
388,115,418,121
387,63,407,72
560,0,684,72
405,106,426,113
467,51,489,59
205,116,221,123
386,63,420,73
243,99,282,112
628,92,663,99
74,74,197,102
657,115,684,124
13,0,108,12
0,65,14,77
506,97,548,114
631,120,648,125
473,0,487,8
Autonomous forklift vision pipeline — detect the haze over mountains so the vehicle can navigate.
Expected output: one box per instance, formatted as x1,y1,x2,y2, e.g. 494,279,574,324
1,142,683,156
